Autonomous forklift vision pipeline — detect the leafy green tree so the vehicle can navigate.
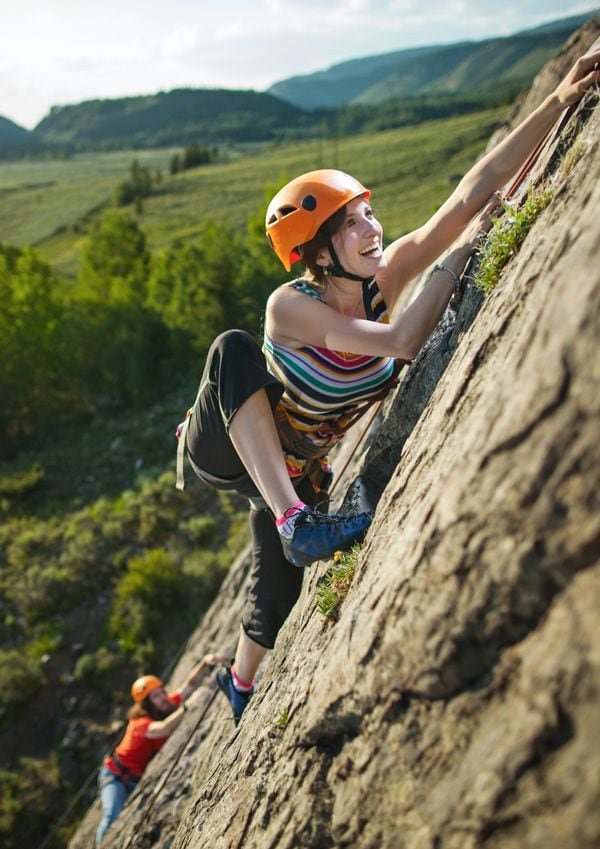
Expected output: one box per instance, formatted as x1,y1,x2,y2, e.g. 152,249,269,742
182,143,213,169
0,754,67,849
236,203,286,329
0,245,67,436
0,649,44,726
112,160,153,209
147,237,227,354
112,180,135,207
109,548,189,662
79,210,149,304
129,159,152,197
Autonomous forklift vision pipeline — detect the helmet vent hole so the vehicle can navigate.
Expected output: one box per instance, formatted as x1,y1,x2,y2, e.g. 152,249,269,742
278,205,297,218
301,195,317,211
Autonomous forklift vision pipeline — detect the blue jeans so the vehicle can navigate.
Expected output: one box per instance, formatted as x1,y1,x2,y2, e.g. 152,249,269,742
95,765,138,847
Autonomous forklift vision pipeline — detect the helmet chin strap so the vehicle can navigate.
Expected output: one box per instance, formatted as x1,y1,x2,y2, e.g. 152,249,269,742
325,234,374,285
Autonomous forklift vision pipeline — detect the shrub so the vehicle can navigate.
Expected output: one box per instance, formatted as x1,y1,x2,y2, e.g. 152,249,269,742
109,548,189,659
182,143,214,169
315,546,361,621
0,649,44,726
112,180,135,206
0,464,45,499
74,647,121,686
0,754,67,849
472,186,554,294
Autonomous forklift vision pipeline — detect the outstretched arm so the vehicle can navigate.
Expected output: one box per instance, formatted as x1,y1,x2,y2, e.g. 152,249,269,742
268,195,499,361
380,47,600,303
177,652,228,702
145,653,228,740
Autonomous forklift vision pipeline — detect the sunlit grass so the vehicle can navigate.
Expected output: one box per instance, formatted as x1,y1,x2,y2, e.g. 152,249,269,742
472,185,554,295
0,109,505,277
316,545,362,621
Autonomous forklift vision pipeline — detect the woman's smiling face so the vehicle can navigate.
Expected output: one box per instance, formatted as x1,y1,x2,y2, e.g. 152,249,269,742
327,196,386,277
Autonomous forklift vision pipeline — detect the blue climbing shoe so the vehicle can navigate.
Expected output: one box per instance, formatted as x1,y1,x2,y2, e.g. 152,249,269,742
281,505,371,567
216,666,253,724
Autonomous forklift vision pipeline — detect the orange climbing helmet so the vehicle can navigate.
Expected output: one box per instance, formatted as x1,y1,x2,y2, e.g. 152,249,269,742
131,675,163,703
265,169,371,271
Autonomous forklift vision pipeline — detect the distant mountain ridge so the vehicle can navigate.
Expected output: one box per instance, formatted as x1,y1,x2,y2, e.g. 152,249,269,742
0,10,596,157
0,114,42,155
33,88,305,151
268,11,596,109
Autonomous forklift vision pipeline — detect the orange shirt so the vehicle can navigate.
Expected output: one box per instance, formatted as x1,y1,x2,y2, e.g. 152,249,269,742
106,692,181,778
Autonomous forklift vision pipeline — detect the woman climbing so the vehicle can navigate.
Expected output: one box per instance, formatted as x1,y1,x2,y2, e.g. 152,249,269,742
178,49,600,723
95,653,226,846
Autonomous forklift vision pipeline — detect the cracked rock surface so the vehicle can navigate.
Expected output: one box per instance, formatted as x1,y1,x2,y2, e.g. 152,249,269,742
69,20,600,849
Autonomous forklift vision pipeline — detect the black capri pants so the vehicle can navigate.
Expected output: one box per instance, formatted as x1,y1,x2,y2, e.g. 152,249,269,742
186,329,327,649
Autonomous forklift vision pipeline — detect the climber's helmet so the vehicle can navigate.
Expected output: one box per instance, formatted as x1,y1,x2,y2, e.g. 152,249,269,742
131,674,163,703
265,169,371,272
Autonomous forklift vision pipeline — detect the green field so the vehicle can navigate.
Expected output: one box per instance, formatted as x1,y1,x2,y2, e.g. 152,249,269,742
0,108,506,277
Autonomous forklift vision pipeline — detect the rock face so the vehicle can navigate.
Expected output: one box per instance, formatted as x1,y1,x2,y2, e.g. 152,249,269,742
69,20,600,849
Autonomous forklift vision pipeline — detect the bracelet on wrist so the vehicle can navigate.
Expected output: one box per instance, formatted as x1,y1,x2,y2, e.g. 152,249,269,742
432,263,461,288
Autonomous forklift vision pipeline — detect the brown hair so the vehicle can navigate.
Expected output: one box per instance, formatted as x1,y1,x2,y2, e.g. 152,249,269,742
127,696,167,720
127,702,150,720
298,204,347,287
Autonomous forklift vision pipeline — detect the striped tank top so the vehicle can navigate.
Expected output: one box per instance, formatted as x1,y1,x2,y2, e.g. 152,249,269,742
263,278,398,480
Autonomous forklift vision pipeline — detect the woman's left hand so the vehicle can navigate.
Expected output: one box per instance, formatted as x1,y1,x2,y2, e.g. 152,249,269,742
554,48,600,107
458,193,504,253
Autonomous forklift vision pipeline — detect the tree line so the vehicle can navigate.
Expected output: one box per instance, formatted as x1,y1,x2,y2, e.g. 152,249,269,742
0,195,283,448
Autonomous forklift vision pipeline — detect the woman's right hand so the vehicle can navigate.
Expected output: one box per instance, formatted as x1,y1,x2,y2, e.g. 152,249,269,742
553,48,600,107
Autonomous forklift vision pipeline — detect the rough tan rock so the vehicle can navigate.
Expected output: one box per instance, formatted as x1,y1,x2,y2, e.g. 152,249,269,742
69,20,600,849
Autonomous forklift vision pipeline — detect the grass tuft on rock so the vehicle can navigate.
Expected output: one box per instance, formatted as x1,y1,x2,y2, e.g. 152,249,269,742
316,546,361,621
472,185,554,295
274,707,289,727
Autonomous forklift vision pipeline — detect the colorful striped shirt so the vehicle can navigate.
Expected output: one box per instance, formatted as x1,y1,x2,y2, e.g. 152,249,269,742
264,278,397,480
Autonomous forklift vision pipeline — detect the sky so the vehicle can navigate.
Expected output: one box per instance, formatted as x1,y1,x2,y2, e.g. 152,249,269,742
2,0,598,129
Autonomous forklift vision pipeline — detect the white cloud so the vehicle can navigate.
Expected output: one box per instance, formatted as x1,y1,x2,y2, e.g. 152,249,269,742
160,27,200,58
1,0,597,127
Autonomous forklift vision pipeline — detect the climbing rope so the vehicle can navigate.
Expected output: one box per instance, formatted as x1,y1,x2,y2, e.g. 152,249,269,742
504,102,575,200
35,765,100,849
329,398,385,498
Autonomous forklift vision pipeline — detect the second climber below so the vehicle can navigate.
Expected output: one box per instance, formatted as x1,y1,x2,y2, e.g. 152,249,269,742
176,50,600,723
95,653,226,846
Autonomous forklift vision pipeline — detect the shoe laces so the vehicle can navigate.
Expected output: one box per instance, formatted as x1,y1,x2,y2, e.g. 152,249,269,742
300,505,368,529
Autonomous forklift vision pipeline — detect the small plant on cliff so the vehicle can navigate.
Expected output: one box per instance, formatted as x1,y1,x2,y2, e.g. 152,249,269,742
561,136,588,177
472,185,554,295
274,706,289,727
316,546,361,621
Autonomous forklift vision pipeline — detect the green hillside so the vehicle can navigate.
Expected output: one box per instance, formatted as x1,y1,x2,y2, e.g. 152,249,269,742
0,115,40,156
0,108,505,276
33,88,306,151
268,12,595,109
